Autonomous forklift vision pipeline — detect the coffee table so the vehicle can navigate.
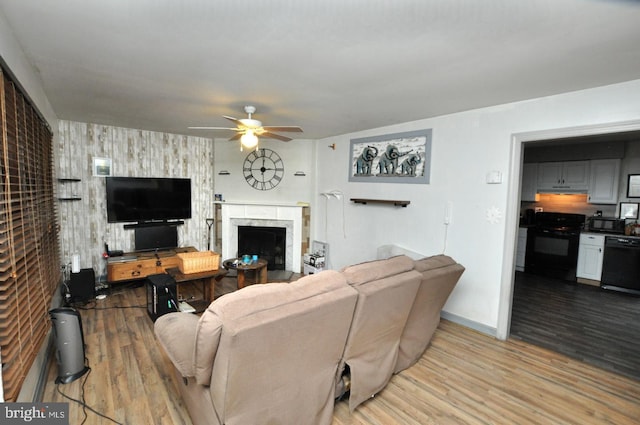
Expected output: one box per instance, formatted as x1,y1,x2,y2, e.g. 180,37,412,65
165,267,228,312
223,258,269,289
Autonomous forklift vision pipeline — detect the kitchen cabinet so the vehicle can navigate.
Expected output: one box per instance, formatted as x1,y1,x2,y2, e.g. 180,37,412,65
515,227,528,271
521,163,538,202
537,161,589,193
576,233,605,281
587,159,620,204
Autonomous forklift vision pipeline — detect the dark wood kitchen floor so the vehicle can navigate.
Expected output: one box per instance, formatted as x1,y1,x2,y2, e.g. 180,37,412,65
510,271,640,381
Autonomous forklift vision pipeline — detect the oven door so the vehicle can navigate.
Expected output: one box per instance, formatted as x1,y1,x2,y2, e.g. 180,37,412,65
525,228,580,281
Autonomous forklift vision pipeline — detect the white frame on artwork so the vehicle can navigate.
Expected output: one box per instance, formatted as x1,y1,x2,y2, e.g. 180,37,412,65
93,157,112,177
620,202,639,219
348,129,432,184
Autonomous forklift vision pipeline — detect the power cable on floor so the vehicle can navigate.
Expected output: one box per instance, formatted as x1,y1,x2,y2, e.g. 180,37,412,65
55,366,124,425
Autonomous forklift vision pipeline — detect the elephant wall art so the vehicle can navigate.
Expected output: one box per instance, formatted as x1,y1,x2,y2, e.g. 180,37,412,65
349,128,432,184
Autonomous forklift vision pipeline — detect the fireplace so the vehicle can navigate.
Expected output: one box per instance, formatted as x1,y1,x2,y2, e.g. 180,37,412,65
238,226,286,270
219,202,305,272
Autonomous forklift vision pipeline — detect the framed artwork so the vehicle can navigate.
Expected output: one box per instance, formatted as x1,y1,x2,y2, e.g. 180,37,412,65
627,174,640,198
93,157,112,177
619,202,639,219
348,129,432,184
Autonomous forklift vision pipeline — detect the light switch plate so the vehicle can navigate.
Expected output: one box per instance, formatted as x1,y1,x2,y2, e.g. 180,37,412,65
486,170,502,184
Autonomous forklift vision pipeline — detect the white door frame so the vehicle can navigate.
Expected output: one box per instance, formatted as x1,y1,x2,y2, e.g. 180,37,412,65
496,119,640,340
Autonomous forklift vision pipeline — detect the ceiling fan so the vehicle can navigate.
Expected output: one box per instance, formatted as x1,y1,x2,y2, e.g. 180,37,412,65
189,105,303,149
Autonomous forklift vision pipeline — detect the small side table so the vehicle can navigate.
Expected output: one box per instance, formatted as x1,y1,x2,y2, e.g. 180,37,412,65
223,258,268,289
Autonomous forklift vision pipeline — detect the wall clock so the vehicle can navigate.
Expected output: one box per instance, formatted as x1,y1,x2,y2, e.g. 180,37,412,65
243,148,284,190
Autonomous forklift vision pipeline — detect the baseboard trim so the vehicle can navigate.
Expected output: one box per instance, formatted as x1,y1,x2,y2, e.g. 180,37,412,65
441,311,497,338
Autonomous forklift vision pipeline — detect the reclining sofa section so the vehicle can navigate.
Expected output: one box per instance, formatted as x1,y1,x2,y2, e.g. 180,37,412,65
395,254,465,373
154,254,464,425
155,270,358,425
338,254,422,411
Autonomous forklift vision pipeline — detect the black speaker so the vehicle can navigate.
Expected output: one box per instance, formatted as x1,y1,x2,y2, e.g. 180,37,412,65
49,307,90,384
146,273,178,321
68,268,96,304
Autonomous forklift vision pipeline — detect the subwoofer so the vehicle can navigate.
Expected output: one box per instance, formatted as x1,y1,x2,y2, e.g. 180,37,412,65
68,268,96,304
49,307,90,384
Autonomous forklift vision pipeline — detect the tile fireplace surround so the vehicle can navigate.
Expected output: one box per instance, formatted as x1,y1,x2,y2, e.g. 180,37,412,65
218,202,304,272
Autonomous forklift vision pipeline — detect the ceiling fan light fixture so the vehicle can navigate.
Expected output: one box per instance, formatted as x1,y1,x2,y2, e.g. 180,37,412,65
241,130,259,149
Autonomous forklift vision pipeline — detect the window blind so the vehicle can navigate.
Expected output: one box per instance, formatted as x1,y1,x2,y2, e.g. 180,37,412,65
0,66,59,402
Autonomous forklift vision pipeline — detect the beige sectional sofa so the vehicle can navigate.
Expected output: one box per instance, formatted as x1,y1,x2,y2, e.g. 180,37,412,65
154,254,464,425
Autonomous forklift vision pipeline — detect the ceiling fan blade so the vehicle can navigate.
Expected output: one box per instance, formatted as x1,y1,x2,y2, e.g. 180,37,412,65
262,126,303,133
261,131,293,142
188,126,238,131
228,133,243,141
223,115,244,127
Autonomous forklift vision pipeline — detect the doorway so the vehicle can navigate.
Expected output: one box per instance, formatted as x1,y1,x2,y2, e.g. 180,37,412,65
500,120,640,380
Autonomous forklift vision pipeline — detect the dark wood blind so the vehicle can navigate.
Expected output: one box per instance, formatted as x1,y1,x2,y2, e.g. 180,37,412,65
0,66,59,402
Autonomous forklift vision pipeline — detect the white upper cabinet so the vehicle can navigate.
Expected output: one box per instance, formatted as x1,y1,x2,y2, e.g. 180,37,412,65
521,163,538,202
587,159,621,205
537,161,590,192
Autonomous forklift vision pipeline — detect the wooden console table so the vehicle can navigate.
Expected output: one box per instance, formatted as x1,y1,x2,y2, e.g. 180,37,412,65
106,247,198,282
107,247,227,313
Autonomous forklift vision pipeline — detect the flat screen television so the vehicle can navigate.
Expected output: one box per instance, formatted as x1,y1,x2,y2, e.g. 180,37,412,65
106,177,191,224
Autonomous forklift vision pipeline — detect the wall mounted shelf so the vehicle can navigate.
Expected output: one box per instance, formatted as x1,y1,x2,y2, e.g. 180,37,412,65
350,198,410,207
57,178,82,201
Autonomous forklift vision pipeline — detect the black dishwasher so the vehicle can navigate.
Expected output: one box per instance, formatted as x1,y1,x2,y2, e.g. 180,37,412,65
601,236,640,295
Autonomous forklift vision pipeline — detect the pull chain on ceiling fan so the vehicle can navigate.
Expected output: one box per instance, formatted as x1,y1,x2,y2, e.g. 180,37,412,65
189,105,303,150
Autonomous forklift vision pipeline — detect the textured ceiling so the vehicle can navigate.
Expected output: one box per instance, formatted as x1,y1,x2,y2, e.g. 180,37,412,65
1,0,640,140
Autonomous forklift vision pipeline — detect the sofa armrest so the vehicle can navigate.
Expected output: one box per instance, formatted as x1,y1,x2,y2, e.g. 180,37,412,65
154,313,200,378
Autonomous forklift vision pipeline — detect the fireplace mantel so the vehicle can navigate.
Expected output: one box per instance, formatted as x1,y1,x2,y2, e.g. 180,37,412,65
216,202,307,272
216,201,307,208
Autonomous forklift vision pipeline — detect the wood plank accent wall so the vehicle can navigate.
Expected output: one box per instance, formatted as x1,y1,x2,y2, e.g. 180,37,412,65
56,121,215,283
0,67,59,402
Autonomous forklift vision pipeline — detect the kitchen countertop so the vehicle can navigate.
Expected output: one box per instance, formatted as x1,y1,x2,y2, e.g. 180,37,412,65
581,231,640,239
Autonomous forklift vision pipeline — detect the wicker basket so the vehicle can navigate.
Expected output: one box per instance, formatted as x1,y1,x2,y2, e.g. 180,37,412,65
177,251,220,274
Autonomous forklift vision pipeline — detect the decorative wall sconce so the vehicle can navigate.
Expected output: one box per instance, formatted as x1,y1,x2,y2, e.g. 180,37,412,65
294,171,306,176
218,170,230,175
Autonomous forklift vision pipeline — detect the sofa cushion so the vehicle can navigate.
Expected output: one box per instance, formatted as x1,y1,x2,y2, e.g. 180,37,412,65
394,255,464,373
154,312,201,378
341,254,414,286
193,311,224,385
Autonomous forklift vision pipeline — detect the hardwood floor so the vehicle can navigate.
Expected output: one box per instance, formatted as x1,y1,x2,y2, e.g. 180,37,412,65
511,271,640,381
42,277,640,424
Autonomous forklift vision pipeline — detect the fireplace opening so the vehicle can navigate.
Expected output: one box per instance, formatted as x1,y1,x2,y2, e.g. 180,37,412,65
237,226,286,270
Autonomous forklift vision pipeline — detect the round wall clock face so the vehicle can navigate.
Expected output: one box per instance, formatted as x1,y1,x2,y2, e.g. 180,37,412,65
243,148,284,190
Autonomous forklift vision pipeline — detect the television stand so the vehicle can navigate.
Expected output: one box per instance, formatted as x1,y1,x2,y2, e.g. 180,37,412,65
107,247,196,282
106,247,227,312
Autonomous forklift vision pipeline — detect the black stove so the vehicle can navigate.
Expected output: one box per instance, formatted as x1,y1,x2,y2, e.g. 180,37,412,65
525,212,586,281
534,212,585,232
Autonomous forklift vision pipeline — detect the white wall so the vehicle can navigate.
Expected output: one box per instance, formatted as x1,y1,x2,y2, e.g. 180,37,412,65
314,79,640,336
213,138,316,204
0,11,57,136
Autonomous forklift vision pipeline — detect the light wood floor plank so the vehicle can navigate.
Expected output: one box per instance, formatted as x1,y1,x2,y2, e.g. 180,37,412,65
41,281,640,424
